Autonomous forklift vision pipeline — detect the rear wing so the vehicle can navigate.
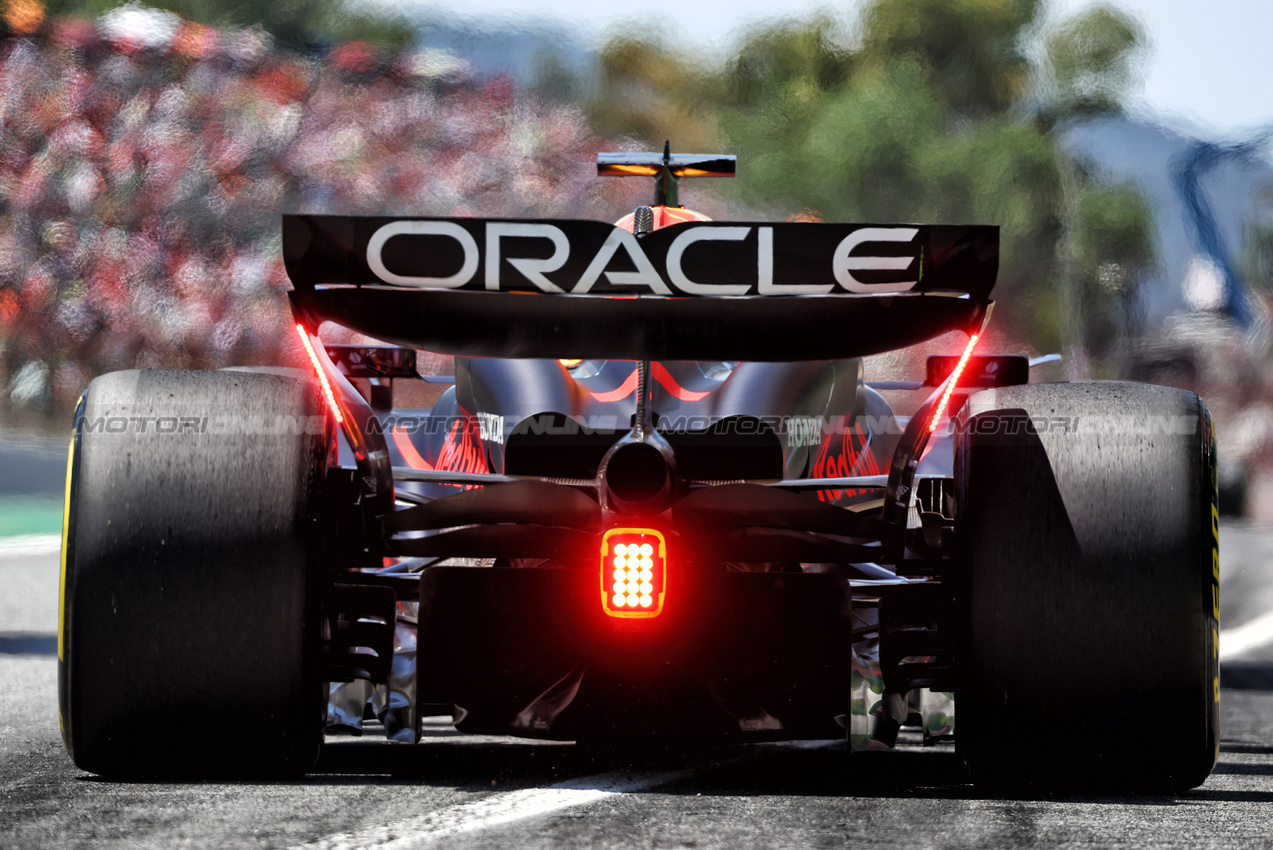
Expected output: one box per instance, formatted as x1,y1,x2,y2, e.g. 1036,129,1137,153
285,215,997,362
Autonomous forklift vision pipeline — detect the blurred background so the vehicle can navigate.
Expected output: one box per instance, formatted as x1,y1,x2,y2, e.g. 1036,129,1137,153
2,0,1273,519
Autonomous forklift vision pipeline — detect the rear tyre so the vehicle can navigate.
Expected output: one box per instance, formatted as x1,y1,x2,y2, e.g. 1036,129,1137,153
955,382,1219,793
59,370,329,777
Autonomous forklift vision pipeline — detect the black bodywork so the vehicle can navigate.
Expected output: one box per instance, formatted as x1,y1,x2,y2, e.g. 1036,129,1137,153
287,197,1005,743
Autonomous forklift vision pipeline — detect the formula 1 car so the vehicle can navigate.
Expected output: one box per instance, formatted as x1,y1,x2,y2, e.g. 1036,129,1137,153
58,148,1219,792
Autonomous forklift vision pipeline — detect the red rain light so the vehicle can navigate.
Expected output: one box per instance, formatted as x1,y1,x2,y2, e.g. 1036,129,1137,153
600,528,666,618
296,323,344,425
928,333,979,433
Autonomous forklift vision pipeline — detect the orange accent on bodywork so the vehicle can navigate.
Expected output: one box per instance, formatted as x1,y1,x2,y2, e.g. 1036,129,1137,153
391,425,433,470
787,209,824,223
651,362,709,401
613,205,713,233
590,369,639,402
589,364,712,403
656,206,707,227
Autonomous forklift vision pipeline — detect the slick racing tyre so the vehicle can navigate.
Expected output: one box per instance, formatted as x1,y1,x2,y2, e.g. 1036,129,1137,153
58,370,330,777
955,382,1218,793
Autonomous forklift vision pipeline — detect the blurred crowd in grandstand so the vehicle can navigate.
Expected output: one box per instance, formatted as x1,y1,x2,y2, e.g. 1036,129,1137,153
4,0,1273,518
0,3,645,421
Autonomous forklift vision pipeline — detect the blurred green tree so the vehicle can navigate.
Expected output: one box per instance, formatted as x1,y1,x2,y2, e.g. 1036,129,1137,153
858,0,1040,117
1238,179,1273,299
1040,5,1147,120
531,48,581,103
1242,226,1273,294
1069,183,1158,354
586,33,720,153
586,0,1154,358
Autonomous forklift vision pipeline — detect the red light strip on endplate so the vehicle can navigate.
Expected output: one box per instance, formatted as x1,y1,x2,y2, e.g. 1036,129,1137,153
928,333,979,433
296,323,344,425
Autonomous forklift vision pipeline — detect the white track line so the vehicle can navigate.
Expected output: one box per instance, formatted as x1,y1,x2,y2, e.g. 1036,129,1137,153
0,534,61,558
1219,610,1273,661
297,767,695,850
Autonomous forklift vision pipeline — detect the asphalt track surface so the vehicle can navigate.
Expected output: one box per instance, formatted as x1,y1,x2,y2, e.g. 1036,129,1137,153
4,525,1273,848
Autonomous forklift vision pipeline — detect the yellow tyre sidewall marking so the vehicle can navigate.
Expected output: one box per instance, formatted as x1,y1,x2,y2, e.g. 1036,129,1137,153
58,424,76,738
58,430,75,662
